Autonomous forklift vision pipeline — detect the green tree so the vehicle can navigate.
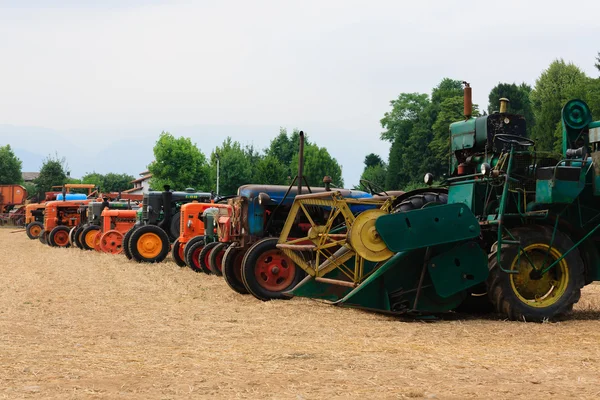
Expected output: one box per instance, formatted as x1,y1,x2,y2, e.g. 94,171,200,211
149,132,210,191
22,182,37,199
103,173,135,192
82,172,104,188
210,137,254,196
34,154,68,193
266,128,307,179
595,52,600,73
253,155,288,185
488,82,535,134
0,144,23,184
359,164,387,190
530,59,588,152
364,153,383,168
291,143,343,188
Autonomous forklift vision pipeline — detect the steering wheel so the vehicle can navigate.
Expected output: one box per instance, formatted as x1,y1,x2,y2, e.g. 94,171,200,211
359,179,388,196
494,134,535,148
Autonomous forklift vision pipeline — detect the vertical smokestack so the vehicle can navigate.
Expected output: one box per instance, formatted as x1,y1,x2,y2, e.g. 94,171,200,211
297,131,305,195
462,81,472,120
499,98,509,113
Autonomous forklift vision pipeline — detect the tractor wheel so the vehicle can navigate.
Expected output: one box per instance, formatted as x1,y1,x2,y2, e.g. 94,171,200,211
454,283,495,314
39,231,49,245
49,226,71,248
199,242,221,275
170,212,181,240
129,225,170,263
100,230,125,254
93,231,103,252
393,192,448,212
208,242,227,276
81,225,101,251
222,245,249,294
122,228,136,260
171,239,187,267
487,226,585,322
73,226,85,249
184,238,206,273
68,227,77,247
26,221,44,240
241,237,305,301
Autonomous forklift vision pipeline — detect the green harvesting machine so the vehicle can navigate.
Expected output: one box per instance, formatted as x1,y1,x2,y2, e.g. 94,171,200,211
274,83,600,321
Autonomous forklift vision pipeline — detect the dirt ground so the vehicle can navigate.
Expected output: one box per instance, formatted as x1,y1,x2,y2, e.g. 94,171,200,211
1,229,600,399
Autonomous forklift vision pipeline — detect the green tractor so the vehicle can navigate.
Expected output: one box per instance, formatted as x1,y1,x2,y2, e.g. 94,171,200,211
275,84,600,321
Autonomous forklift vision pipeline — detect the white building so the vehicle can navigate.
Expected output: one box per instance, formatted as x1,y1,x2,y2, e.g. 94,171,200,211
123,170,152,195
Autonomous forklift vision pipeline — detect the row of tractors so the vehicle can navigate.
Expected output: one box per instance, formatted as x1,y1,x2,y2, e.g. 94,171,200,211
19,86,600,322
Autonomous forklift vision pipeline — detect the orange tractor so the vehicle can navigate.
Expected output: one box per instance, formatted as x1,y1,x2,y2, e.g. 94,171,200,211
173,201,233,273
0,184,27,226
92,208,139,254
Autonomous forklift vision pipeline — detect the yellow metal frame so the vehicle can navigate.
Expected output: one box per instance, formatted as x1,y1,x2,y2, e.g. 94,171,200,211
277,191,394,286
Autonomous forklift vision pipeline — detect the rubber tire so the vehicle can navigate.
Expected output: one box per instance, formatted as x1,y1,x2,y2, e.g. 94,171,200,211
81,225,101,251
122,227,136,260
222,245,249,294
68,227,77,247
241,237,306,301
73,226,85,249
184,238,207,273
199,242,221,275
49,226,71,248
171,238,187,267
129,225,170,263
487,226,585,322
393,192,448,212
208,242,227,276
26,221,44,240
170,211,181,240
39,231,48,245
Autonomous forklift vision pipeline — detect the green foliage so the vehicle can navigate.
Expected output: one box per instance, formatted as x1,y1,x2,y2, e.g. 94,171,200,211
291,143,344,188
359,164,387,190
488,82,534,134
82,172,135,193
253,155,288,185
364,153,383,168
210,137,254,196
0,144,23,184
380,93,429,143
266,128,306,179
530,59,588,152
149,132,210,191
595,52,600,73
34,154,68,193
22,182,37,199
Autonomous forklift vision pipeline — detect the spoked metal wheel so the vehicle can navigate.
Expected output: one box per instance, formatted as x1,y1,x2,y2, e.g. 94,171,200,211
100,230,125,254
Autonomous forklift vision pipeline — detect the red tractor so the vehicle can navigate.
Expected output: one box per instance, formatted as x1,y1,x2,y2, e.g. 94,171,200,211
94,208,139,254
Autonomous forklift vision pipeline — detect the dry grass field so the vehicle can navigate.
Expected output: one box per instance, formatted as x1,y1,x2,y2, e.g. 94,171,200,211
2,229,600,399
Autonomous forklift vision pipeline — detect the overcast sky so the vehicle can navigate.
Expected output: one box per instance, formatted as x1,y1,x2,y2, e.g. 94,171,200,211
1,0,599,186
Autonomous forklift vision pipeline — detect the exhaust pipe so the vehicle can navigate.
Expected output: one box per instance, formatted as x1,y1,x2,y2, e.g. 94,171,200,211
297,131,305,195
158,185,173,233
463,81,472,120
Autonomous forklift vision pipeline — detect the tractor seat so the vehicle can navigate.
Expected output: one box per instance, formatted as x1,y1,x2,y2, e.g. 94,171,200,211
536,166,581,181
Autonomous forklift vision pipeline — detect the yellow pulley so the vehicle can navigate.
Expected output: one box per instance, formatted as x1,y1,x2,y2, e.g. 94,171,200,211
348,209,393,262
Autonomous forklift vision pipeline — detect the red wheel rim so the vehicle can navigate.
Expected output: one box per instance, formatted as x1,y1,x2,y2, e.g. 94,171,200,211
203,249,213,271
54,230,69,247
253,249,295,291
192,247,203,270
215,249,225,272
100,230,124,254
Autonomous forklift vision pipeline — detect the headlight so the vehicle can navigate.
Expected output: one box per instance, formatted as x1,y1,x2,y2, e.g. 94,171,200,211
423,173,434,186
481,163,491,176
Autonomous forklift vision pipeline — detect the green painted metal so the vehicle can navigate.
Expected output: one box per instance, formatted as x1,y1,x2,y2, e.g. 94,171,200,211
450,118,476,151
562,99,592,155
535,179,585,204
376,203,480,253
447,182,475,208
427,242,488,298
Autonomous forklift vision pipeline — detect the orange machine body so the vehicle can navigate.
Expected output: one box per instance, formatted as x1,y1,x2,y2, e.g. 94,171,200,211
178,202,232,247
0,185,27,213
43,199,92,233
97,208,138,254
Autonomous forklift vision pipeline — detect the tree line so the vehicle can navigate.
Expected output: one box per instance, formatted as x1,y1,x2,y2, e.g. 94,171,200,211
362,55,600,190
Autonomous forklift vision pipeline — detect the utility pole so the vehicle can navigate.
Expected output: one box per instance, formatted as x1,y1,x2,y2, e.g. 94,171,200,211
216,152,220,197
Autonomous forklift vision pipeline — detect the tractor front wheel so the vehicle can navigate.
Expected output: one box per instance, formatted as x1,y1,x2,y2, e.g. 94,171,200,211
129,225,170,263
241,238,305,301
171,239,187,267
100,230,124,254
122,228,136,260
81,225,101,251
39,231,49,245
487,226,584,321
199,242,221,275
222,245,248,294
26,221,44,240
49,226,71,248
73,226,85,249
208,243,227,276
184,238,206,273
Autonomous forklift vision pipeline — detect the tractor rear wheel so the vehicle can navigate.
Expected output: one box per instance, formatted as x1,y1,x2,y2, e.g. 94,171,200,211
171,239,187,267
487,226,584,321
184,238,207,273
73,226,85,249
49,226,71,248
199,242,221,275
39,231,49,245
129,225,170,263
26,221,44,240
81,225,101,251
241,237,305,301
122,228,136,260
222,245,249,294
170,212,181,240
208,242,227,276
100,230,125,254
393,191,448,212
